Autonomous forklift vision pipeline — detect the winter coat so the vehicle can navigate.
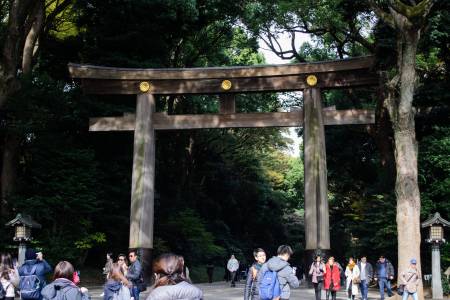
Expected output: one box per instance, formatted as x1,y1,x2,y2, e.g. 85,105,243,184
146,281,203,300
126,260,142,285
309,262,325,284
257,256,299,300
104,280,130,300
19,259,52,286
244,263,262,300
41,278,89,300
1,268,19,298
401,268,420,294
324,263,341,291
374,260,395,279
357,262,373,282
345,265,360,296
227,259,239,272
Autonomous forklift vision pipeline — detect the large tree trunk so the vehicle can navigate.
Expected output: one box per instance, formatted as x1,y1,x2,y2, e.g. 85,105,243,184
0,133,21,215
387,24,423,299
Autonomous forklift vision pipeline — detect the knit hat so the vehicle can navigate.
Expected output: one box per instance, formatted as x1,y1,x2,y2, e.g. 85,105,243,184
25,248,37,260
410,258,417,264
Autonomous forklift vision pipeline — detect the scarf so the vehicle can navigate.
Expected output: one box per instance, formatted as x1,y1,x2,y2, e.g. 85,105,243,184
348,261,356,271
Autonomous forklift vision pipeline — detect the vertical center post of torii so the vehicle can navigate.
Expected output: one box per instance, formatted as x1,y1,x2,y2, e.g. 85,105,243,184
304,87,330,261
129,92,155,284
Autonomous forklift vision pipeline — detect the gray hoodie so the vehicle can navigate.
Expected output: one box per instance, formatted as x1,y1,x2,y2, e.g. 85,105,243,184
146,281,203,300
258,256,299,299
41,278,89,300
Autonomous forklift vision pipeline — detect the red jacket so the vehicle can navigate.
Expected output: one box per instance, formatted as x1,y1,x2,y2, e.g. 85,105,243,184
324,263,341,291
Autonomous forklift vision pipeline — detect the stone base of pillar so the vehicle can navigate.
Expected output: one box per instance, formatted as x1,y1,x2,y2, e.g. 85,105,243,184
304,249,331,287
132,248,153,286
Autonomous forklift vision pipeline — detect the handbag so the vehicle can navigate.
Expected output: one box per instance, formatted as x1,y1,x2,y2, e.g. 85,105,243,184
397,272,415,295
317,275,324,282
353,276,361,284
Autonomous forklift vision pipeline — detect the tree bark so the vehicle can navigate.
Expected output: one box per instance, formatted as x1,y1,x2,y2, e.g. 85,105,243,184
0,133,21,215
386,21,423,300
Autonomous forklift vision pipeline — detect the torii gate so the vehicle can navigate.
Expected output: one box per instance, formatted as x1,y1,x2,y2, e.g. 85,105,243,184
68,56,377,281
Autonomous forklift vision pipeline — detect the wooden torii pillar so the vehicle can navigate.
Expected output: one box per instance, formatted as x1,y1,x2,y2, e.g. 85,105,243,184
68,56,378,281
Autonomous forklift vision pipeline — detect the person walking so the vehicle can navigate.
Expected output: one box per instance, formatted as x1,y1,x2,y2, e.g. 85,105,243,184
345,257,360,300
104,263,131,300
244,248,266,300
126,251,143,300
257,245,299,300
357,256,373,300
19,249,52,300
374,256,395,300
146,253,203,300
227,255,239,287
0,253,19,300
103,253,114,279
41,261,89,300
309,255,325,300
324,257,341,300
400,259,421,300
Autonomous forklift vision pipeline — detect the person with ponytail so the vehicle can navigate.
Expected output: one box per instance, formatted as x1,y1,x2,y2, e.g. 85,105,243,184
146,254,202,300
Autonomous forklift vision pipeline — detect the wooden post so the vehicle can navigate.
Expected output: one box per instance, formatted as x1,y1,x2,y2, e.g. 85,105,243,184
219,94,236,114
303,88,330,260
129,92,155,285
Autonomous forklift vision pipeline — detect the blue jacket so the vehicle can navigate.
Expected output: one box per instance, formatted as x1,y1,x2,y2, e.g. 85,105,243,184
19,259,53,286
104,280,122,300
126,260,142,285
41,278,89,300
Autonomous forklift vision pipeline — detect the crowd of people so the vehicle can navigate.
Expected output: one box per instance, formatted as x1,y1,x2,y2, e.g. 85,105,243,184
0,245,422,300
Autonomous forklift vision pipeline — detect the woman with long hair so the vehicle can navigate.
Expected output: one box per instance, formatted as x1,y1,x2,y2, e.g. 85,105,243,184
104,263,131,300
146,254,202,300
345,257,360,300
309,255,326,300
0,253,19,300
41,261,89,300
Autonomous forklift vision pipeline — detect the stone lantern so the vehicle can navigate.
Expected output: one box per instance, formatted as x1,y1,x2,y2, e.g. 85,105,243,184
5,213,41,266
421,212,449,300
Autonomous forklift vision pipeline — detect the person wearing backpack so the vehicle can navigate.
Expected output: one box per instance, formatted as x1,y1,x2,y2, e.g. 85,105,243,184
0,253,20,300
244,248,266,300
41,261,89,300
104,263,131,300
19,249,52,300
258,245,299,300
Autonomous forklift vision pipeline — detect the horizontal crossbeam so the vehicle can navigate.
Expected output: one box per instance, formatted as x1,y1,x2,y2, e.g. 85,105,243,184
69,57,375,80
79,70,377,95
89,109,374,131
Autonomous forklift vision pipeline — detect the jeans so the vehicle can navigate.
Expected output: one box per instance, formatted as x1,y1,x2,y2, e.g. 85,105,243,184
378,278,393,300
131,285,140,300
313,282,323,300
230,271,237,286
360,279,369,300
326,290,337,300
402,292,418,300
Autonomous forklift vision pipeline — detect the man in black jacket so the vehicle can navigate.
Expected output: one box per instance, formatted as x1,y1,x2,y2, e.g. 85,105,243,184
126,250,143,300
374,256,395,300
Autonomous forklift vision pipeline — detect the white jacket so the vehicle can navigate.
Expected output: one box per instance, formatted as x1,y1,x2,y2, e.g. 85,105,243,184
227,258,239,272
345,265,360,296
